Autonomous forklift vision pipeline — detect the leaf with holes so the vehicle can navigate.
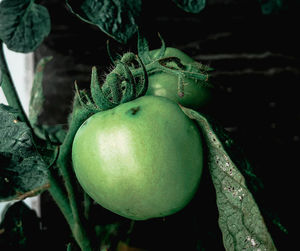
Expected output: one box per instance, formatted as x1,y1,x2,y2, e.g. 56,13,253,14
0,0,50,53
0,104,49,201
181,107,277,250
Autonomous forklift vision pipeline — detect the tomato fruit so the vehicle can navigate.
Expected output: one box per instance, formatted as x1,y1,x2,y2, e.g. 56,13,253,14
72,96,203,220
149,47,195,64
146,47,213,110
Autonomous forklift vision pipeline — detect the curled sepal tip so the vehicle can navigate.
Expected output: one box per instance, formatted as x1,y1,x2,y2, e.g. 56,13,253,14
154,32,166,60
106,40,116,66
119,62,135,104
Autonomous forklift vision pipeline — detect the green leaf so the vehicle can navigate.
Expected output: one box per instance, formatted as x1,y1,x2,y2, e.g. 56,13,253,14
28,56,67,145
0,201,42,250
172,0,206,13
33,124,67,146
182,107,277,250
66,0,141,43
0,0,51,53
29,56,52,126
258,0,284,15
0,104,49,201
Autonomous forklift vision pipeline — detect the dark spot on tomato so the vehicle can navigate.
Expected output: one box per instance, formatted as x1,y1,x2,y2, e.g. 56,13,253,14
126,106,140,116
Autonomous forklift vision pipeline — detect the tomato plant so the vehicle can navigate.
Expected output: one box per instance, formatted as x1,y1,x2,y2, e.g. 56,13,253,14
0,0,285,250
104,35,215,110
72,96,203,220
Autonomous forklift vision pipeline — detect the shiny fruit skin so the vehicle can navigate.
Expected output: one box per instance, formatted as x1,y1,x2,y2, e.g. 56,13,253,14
72,96,203,220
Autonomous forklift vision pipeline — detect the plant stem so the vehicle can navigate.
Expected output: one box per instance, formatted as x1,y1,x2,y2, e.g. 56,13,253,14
49,169,94,251
48,167,94,251
1,41,92,250
0,42,32,128
48,168,75,228
55,97,98,251
84,192,92,221
58,139,93,251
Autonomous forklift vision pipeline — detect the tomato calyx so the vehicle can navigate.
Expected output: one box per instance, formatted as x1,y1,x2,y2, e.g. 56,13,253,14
137,32,214,97
76,33,214,114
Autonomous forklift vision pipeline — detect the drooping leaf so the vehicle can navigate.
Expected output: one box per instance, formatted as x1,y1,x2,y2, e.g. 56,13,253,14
0,201,42,250
29,56,53,126
172,0,206,13
182,107,277,250
66,0,141,43
0,104,49,201
0,0,51,53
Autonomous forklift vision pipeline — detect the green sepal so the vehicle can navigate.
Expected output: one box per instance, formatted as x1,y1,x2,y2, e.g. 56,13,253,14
106,40,116,66
181,107,277,250
118,62,135,103
90,66,115,110
137,31,151,65
135,55,148,97
105,73,122,104
152,33,166,60
57,87,99,174
74,81,98,114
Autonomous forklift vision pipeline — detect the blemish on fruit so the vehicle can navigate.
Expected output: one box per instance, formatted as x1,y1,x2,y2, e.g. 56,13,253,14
127,106,140,116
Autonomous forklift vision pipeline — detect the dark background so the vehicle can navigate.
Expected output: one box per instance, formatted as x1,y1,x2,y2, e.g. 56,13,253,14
35,0,298,250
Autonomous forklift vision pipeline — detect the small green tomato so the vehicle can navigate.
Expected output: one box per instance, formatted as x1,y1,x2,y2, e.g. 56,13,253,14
147,47,212,110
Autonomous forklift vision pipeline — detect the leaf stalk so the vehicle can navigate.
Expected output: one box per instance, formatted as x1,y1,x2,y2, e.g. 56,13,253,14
0,42,32,129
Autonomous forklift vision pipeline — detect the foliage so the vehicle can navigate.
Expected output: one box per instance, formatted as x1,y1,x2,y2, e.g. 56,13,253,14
0,201,42,251
172,0,206,13
0,0,50,53
66,0,206,43
182,107,276,250
0,104,49,202
0,0,289,250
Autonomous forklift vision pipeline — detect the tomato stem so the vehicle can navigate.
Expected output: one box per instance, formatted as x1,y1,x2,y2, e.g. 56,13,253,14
83,192,92,220
58,135,93,251
48,167,75,228
56,93,98,251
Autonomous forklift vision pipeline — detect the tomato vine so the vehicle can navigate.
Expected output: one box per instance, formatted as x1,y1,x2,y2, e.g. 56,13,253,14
0,0,290,250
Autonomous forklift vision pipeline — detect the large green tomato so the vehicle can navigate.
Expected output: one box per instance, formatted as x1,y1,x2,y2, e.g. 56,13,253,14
72,96,203,220
146,47,212,110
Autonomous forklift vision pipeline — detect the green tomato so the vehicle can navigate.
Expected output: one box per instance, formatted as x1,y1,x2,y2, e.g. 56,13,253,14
146,47,212,110
72,96,203,220
149,47,195,64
